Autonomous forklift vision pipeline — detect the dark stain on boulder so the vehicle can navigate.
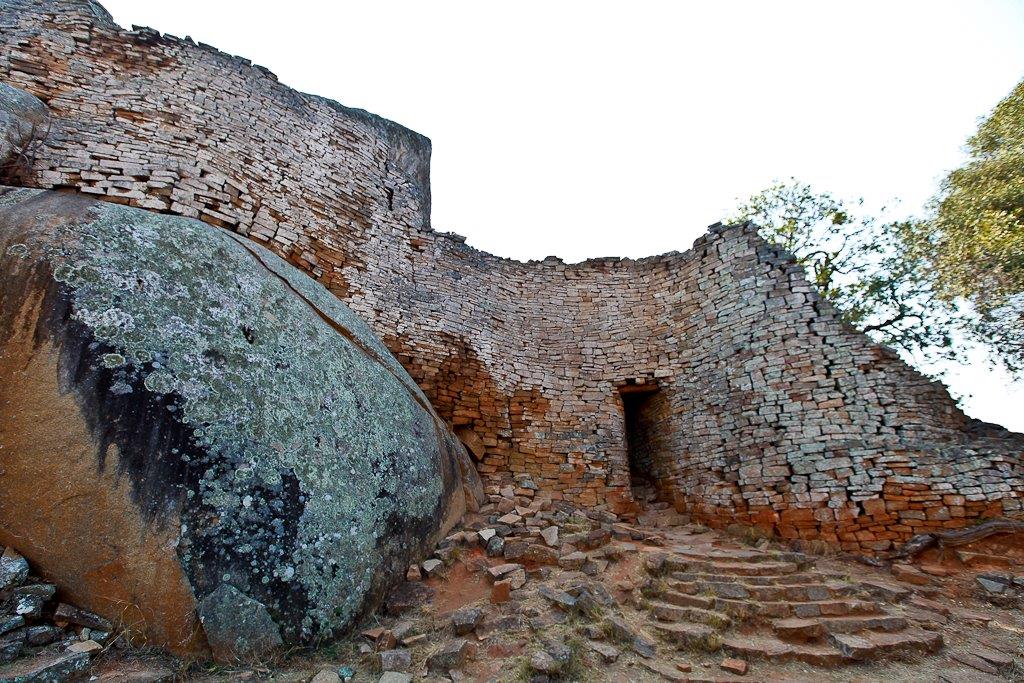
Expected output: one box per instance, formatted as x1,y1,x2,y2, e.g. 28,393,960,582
0,186,480,656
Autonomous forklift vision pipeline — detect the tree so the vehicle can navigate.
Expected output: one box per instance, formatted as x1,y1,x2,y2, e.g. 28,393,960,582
732,179,962,364
919,77,1024,375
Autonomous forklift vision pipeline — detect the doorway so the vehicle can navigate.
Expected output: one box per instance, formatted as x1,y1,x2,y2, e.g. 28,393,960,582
620,385,663,505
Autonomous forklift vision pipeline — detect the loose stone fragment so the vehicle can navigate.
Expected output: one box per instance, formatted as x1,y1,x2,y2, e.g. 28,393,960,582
67,639,102,654
452,607,483,635
310,670,341,683
24,626,59,646
540,526,559,547
385,582,435,616
0,549,28,590
558,551,587,570
378,673,412,683
537,585,576,610
638,659,687,682
721,657,748,675
378,649,412,672
197,585,283,663
772,618,824,643
0,617,23,637
587,640,619,663
491,581,511,604
530,650,558,674
486,537,505,557
0,652,89,682
54,604,113,631
426,638,471,673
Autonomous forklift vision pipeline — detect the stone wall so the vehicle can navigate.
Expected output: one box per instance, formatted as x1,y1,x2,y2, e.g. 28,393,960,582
2,0,1022,552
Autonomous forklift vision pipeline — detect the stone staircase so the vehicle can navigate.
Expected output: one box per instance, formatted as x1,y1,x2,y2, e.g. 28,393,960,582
641,534,945,670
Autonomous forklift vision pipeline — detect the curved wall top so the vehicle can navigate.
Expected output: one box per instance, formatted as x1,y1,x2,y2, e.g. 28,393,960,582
3,0,1022,551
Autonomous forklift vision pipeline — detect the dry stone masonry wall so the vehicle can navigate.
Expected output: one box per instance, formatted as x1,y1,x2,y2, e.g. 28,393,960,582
2,0,1023,553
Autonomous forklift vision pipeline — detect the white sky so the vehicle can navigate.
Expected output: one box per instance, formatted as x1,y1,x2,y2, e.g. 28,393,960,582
100,1,1024,431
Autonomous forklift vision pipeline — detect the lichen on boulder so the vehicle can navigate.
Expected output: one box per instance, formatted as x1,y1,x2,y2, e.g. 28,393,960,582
0,186,482,659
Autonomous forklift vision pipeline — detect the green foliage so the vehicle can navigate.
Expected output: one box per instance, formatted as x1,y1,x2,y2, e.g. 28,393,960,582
732,179,961,363
922,78,1024,374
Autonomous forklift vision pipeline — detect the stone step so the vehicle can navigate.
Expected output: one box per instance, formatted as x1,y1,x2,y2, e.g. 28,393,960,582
667,546,811,566
671,570,820,586
782,598,882,619
667,547,765,562
666,558,800,576
857,579,912,603
651,621,719,649
650,601,732,629
773,617,825,643
714,597,881,621
721,635,847,667
939,668,1008,683
637,658,688,682
672,579,858,602
660,590,714,610
829,628,943,661
819,614,907,634
771,613,908,642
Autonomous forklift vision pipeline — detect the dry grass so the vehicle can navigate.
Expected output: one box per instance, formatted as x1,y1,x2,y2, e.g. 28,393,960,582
640,577,668,599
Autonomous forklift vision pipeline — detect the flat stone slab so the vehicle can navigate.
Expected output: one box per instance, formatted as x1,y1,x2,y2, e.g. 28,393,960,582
772,617,824,643
0,652,90,682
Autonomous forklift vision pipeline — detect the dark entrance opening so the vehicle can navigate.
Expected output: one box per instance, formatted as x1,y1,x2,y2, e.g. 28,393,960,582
620,384,663,505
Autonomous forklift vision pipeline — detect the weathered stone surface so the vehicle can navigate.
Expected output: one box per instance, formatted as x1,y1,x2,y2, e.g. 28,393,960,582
0,187,479,657
976,577,1007,595
0,618,22,638
720,657,748,675
951,651,999,675
558,552,587,570
22,626,57,648
378,673,412,683
378,648,411,672
451,607,483,635
197,584,283,663
530,650,558,674
421,559,443,577
638,658,687,682
522,544,559,566
0,651,89,682
310,670,341,683
0,84,48,177
537,585,576,610
66,639,102,654
53,604,111,632
385,582,435,616
490,580,511,604
891,564,931,586
587,640,619,663
426,638,471,673
486,537,505,557
0,550,27,591
973,645,1013,668
486,563,523,582
772,618,824,643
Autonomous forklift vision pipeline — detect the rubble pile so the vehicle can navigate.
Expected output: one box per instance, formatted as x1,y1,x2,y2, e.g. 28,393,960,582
0,546,113,681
